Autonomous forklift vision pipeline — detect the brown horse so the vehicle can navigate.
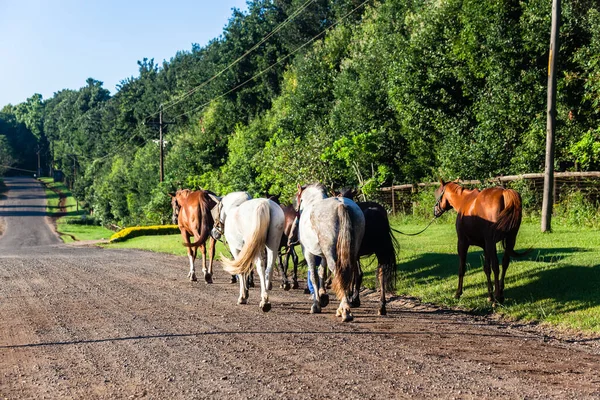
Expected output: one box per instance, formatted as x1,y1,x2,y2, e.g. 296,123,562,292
265,195,300,291
169,189,218,283
338,189,399,315
434,180,524,304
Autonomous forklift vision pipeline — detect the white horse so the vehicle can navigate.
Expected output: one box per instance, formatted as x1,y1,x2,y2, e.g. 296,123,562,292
213,192,285,312
295,183,365,322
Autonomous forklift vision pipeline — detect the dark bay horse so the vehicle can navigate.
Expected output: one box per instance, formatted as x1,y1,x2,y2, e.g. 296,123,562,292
338,189,399,316
170,189,218,283
266,195,300,291
434,180,524,304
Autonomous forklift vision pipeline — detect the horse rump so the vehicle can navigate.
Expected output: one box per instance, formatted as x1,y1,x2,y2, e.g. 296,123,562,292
332,203,359,301
221,201,270,276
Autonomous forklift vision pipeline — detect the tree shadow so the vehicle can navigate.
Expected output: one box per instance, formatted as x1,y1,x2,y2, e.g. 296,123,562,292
504,262,600,314
397,247,587,283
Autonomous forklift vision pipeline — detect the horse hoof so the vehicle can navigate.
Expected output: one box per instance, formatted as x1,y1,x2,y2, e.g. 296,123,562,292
487,296,494,303
378,307,387,316
310,303,321,314
238,298,247,305
303,288,311,294
267,282,273,291
341,312,354,323
497,295,505,304
292,281,299,290
189,273,197,282
336,307,343,317
282,282,291,291
454,292,462,299
349,298,361,308
319,294,329,308
204,274,213,284
260,302,271,313
230,276,238,284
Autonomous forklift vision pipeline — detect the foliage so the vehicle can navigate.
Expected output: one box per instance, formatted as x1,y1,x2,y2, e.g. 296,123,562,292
2,0,600,226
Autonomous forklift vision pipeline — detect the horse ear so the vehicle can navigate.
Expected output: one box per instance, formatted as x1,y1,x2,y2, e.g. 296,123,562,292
168,192,176,198
453,178,460,183
439,178,445,186
297,183,302,193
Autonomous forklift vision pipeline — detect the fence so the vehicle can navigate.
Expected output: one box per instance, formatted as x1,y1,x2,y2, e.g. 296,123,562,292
377,171,600,215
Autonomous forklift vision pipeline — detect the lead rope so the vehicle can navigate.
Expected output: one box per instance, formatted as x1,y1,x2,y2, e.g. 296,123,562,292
394,187,446,236
394,216,438,236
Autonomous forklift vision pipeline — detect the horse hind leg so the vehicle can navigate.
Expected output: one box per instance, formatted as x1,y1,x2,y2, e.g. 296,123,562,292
348,264,363,308
498,235,516,303
455,241,469,299
483,242,500,304
318,257,330,308
199,243,213,284
378,264,387,316
278,250,291,291
206,237,216,284
290,247,299,289
256,252,271,312
304,252,322,314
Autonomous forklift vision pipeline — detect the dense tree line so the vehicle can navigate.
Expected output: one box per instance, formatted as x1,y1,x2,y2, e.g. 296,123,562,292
0,0,599,226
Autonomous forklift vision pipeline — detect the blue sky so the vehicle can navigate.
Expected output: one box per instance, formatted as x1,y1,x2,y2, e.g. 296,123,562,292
0,0,248,107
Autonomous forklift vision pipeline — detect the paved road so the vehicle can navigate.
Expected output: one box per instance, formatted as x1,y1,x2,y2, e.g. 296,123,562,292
0,177,599,399
0,177,61,253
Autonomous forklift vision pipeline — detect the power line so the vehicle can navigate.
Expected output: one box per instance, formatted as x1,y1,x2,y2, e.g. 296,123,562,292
171,0,372,120
144,0,315,122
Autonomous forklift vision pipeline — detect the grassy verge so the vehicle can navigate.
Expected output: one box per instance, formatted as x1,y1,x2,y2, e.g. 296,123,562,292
39,177,114,242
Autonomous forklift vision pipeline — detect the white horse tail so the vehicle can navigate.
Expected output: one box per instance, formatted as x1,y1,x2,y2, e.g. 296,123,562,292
222,201,270,276
332,203,357,301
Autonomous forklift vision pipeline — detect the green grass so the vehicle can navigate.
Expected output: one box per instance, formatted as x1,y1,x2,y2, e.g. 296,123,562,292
39,177,114,242
105,234,233,257
359,216,600,332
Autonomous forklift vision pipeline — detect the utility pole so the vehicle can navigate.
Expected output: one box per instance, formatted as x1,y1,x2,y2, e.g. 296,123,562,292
542,0,560,233
159,104,164,183
35,145,41,177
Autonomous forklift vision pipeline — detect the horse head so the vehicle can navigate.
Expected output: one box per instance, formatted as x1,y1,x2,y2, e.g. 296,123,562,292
169,192,180,225
434,179,453,218
336,187,358,200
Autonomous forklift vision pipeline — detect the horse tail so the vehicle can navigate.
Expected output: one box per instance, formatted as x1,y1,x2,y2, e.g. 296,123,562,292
221,201,270,276
184,192,213,248
332,203,359,301
493,189,523,234
381,223,400,292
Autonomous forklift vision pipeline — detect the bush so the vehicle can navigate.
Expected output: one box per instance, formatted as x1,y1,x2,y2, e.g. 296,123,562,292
62,215,101,226
110,225,180,243
554,190,600,228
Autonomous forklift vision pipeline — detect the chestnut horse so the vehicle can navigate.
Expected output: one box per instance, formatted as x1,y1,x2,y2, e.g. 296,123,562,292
169,189,218,283
338,189,398,316
434,180,524,303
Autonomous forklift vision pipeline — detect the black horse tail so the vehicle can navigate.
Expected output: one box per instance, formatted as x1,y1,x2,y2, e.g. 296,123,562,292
501,240,533,258
381,225,400,292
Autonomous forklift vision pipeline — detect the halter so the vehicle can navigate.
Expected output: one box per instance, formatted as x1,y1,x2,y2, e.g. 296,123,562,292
433,186,447,218
172,200,180,225
211,200,225,240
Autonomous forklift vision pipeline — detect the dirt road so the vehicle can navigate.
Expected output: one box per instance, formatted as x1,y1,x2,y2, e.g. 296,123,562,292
0,177,599,399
